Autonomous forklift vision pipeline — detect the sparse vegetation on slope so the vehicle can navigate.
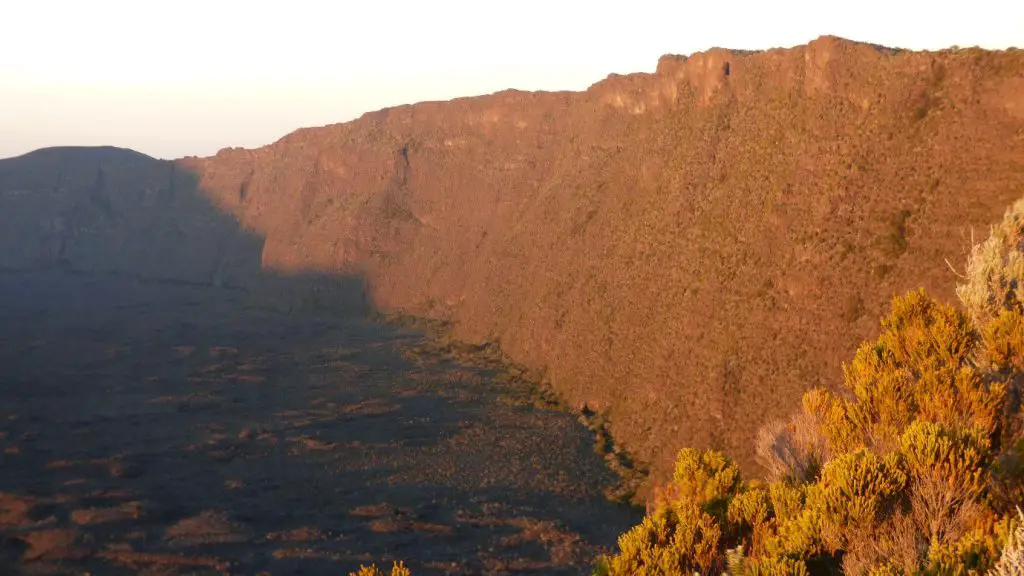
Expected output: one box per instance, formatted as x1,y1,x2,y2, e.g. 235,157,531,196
178,37,1024,478
595,197,1024,575
347,196,1024,575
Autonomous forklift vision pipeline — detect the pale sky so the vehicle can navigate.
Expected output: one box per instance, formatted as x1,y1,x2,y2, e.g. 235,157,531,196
2,0,1022,160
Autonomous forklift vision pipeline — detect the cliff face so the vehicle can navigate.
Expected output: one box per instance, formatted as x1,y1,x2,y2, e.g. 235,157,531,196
4,36,1023,476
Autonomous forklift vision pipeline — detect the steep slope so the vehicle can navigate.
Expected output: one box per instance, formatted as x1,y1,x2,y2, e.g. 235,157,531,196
4,36,1024,477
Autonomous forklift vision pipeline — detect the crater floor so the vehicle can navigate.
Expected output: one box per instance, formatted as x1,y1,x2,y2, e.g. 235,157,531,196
0,271,637,575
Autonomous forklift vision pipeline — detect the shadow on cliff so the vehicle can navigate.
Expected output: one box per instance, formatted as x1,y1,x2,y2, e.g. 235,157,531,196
0,146,639,574
0,145,370,316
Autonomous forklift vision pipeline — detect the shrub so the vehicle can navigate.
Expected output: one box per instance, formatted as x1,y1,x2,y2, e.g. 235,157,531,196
671,447,742,518
727,483,772,555
800,289,1009,470
811,449,907,547
956,197,1024,326
755,412,828,483
991,435,1024,511
982,310,1024,374
596,499,723,576
597,199,1024,574
349,562,411,576
598,289,1023,575
990,509,1024,576
899,421,990,542
725,549,809,576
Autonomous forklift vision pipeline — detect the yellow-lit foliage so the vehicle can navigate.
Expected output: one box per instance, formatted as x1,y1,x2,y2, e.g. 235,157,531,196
598,501,723,576
599,200,1024,574
812,449,907,546
672,448,742,514
865,564,903,576
823,290,1006,453
728,482,772,555
923,512,1017,575
727,482,771,530
765,481,804,525
981,311,1024,509
899,421,989,539
599,284,1024,575
982,310,1024,375
765,504,824,559
727,551,810,576
349,562,411,576
758,482,825,560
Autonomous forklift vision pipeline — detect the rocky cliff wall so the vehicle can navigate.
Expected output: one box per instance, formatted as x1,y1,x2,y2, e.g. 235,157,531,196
4,36,1023,476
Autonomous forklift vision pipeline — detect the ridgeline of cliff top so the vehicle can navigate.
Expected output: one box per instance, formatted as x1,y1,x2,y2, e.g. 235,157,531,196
2,36,1023,478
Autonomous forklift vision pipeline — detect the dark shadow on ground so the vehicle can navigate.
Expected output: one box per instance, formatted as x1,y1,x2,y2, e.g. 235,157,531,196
0,148,639,575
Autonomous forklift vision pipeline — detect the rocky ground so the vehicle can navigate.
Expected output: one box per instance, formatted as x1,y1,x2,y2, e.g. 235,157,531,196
0,271,638,575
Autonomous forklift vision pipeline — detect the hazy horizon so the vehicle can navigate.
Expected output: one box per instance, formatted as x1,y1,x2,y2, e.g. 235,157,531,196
3,0,1022,161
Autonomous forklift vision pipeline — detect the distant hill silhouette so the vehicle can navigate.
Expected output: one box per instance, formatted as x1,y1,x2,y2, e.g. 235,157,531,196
0,146,367,316
3,35,1023,478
